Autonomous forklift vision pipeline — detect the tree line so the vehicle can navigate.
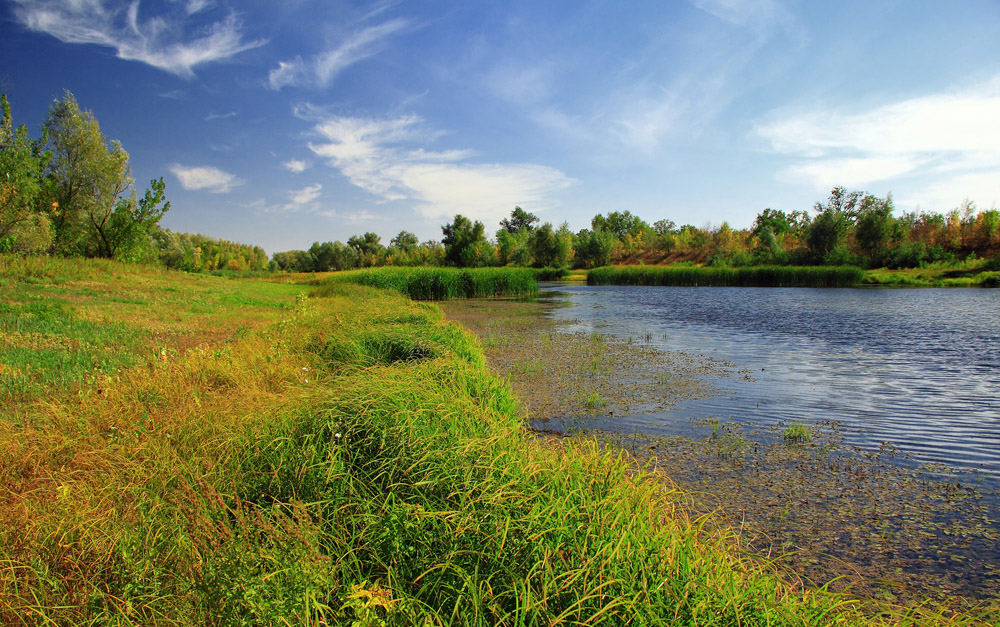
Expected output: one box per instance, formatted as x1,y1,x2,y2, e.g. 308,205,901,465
5,93,997,274
274,195,1000,273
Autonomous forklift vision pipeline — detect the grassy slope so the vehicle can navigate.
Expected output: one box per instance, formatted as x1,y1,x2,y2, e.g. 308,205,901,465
1,256,993,625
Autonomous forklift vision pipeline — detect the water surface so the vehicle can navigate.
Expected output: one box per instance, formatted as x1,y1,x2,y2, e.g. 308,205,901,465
543,285,1000,481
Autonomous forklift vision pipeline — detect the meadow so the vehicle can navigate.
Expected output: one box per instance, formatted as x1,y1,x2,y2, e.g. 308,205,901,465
2,255,997,625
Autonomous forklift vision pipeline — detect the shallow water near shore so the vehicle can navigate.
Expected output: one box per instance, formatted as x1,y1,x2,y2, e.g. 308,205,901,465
440,285,1000,605
543,284,1000,484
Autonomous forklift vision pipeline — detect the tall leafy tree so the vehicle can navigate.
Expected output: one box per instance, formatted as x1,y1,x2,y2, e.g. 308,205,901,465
42,91,168,259
442,214,487,267
0,94,52,253
499,206,539,234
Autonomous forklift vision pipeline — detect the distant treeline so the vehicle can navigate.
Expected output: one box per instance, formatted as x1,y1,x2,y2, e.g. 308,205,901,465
274,191,1000,273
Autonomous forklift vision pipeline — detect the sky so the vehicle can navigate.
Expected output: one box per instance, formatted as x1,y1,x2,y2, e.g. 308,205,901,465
2,0,999,255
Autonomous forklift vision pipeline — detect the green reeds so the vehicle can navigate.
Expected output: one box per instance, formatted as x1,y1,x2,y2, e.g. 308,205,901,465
588,265,865,288
320,266,539,300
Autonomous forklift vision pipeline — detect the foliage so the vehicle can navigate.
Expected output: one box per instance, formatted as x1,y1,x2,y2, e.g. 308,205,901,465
41,91,169,259
0,94,52,254
155,230,269,273
324,266,538,300
499,205,539,233
588,265,865,287
441,214,487,267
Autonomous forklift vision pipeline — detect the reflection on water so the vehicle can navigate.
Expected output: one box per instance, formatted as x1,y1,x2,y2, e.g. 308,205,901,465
543,285,1000,482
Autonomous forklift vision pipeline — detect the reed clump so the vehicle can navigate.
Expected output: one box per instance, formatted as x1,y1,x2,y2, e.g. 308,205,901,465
322,266,539,300
588,265,865,287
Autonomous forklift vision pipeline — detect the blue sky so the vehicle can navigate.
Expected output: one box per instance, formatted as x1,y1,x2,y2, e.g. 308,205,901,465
3,0,999,254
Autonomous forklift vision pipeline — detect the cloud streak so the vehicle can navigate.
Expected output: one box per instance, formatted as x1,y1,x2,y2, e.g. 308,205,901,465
170,164,243,193
268,19,408,90
756,78,1000,207
11,0,264,78
305,113,573,225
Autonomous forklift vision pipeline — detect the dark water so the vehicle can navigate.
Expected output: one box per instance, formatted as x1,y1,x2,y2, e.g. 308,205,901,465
543,285,1000,483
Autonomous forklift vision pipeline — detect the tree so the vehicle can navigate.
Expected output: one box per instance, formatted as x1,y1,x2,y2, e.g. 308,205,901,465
0,94,52,253
441,214,486,267
854,194,896,266
347,232,385,266
499,206,539,234
390,230,419,253
42,91,167,258
591,210,650,241
574,228,615,268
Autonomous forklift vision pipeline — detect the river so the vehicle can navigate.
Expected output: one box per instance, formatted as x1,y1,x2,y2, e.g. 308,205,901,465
541,284,1000,484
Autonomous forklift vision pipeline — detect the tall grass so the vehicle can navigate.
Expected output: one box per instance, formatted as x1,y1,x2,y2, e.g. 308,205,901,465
323,266,539,300
588,264,865,287
2,256,994,625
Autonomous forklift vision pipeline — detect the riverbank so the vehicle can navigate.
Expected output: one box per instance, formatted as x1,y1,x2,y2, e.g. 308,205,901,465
441,293,1000,614
2,255,994,624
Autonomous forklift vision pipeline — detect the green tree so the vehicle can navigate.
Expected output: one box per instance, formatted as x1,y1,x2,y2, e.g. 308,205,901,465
347,232,385,266
854,193,896,266
499,206,539,234
574,228,615,268
0,94,52,253
42,91,167,258
390,230,419,253
441,214,486,267
591,211,650,241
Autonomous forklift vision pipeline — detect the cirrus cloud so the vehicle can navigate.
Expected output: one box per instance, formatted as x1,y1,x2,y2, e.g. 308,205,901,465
11,0,265,78
170,164,243,193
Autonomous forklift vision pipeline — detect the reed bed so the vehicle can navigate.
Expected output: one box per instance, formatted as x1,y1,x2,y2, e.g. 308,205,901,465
588,265,865,288
324,266,539,300
2,256,992,625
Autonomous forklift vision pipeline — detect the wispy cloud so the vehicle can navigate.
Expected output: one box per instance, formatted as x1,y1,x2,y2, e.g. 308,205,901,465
283,159,310,173
268,19,408,90
756,77,1000,208
691,0,794,32
253,184,325,213
205,110,238,121
170,164,243,193
11,0,264,78
304,113,573,225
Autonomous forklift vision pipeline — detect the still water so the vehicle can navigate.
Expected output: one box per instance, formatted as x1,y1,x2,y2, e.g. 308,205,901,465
542,285,1000,480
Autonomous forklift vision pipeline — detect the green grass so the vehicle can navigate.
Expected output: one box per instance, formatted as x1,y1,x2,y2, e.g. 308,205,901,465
321,266,539,300
2,255,996,625
588,265,865,287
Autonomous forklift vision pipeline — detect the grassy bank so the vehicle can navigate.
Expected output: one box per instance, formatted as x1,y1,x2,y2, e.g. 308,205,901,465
325,266,538,300
2,255,992,625
588,265,865,288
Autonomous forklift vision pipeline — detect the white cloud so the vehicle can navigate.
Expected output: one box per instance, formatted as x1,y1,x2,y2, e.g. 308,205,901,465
268,19,408,90
283,159,310,173
289,184,322,206
205,110,238,121
12,0,264,78
756,77,1000,208
306,113,573,225
253,184,325,214
170,164,243,193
